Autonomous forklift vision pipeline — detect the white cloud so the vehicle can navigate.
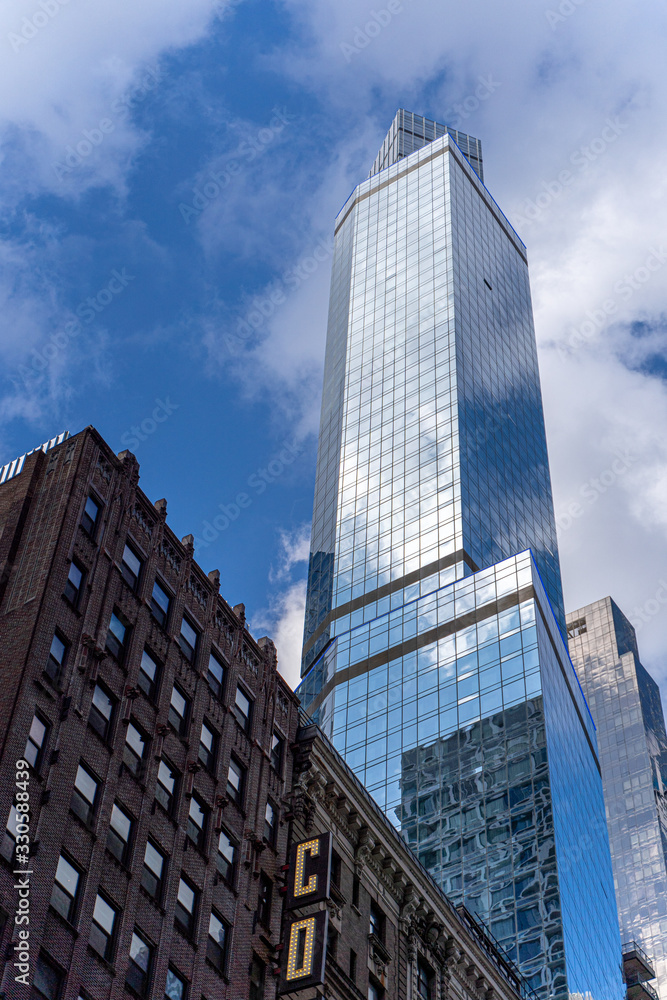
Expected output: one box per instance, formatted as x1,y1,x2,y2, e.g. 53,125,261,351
270,523,312,582
252,579,308,690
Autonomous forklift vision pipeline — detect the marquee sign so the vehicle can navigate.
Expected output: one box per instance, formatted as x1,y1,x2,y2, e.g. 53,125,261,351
285,832,331,910
279,909,328,994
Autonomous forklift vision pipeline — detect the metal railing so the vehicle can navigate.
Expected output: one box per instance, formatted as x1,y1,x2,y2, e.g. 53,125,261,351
622,941,654,971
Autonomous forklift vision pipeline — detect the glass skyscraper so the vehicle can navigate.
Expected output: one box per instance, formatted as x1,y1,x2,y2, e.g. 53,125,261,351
567,598,667,999
298,110,623,999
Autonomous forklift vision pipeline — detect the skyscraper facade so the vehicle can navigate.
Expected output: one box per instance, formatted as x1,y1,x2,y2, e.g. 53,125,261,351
567,597,667,999
299,111,623,999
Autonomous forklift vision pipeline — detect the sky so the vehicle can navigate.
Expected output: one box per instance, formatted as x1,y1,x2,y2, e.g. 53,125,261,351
2,0,667,704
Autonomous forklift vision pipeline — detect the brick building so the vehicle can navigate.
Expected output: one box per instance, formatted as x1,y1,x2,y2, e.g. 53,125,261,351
0,427,532,1000
0,427,300,1000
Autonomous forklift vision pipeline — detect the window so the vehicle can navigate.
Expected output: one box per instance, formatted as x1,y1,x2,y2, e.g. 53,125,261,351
179,617,198,663
206,651,225,699
168,686,189,737
121,542,143,591
33,953,63,1000
352,875,360,908
226,758,244,806
107,803,132,863
81,495,101,537
138,649,159,700
105,611,127,662
71,763,98,826
264,801,276,845
330,849,342,891
50,854,80,922
25,713,48,769
257,873,272,927
89,683,115,740
126,929,153,996
124,722,147,777
150,579,171,626
165,967,187,1000
175,876,197,936
46,632,67,683
89,893,117,961
216,829,236,883
156,759,178,813
187,794,207,851
64,561,84,606
249,956,265,1000
369,902,384,941
207,910,228,972
141,841,165,900
350,950,357,982
198,721,216,771
417,959,434,1000
232,686,251,732
271,732,283,772
368,982,383,1000
0,805,19,862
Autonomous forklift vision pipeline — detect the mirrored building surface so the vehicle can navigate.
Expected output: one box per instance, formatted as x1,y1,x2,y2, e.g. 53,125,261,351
298,112,624,999
567,598,667,999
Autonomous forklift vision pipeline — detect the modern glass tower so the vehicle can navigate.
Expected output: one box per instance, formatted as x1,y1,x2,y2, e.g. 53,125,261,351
298,110,624,999
567,598,667,999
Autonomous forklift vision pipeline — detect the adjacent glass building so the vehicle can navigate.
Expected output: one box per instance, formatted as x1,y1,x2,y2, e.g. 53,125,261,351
298,110,624,999
567,598,667,999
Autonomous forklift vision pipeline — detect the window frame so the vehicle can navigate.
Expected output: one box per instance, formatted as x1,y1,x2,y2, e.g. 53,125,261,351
141,839,166,901
81,494,101,538
179,616,199,663
216,828,237,884
105,610,128,663
121,540,143,592
126,928,153,997
232,685,252,733
186,793,208,852
226,757,245,808
89,891,118,962
46,632,68,684
165,966,187,1000
416,957,434,1000
25,712,49,770
155,758,178,815
198,720,217,772
168,685,189,738
33,952,64,1000
50,853,81,923
270,731,283,773
257,872,272,928
70,762,99,827
174,875,197,937
206,909,229,973
64,559,85,608
123,720,148,779
206,650,225,699
88,682,116,741
263,800,277,846
150,578,171,627
138,648,160,701
107,802,133,864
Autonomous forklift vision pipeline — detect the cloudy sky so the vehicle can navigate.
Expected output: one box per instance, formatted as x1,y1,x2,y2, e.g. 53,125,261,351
2,0,667,701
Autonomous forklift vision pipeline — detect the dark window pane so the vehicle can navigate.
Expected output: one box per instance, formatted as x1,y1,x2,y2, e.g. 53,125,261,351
169,686,188,736
227,759,244,805
150,580,170,625
33,954,63,1000
64,562,83,606
107,803,132,862
138,649,159,699
179,618,198,662
207,911,227,971
106,612,127,661
25,714,47,768
127,930,152,996
207,652,224,698
156,759,177,812
81,495,100,537
121,543,142,591
165,968,186,1000
199,722,215,770
217,830,236,882
89,684,114,739
46,633,67,681
271,732,283,772
232,687,251,731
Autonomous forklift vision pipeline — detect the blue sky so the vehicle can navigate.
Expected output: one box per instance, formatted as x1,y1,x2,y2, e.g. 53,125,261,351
2,0,667,696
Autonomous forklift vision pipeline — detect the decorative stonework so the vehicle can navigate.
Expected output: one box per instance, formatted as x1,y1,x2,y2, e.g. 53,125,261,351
131,503,155,538
188,573,209,610
160,539,181,573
